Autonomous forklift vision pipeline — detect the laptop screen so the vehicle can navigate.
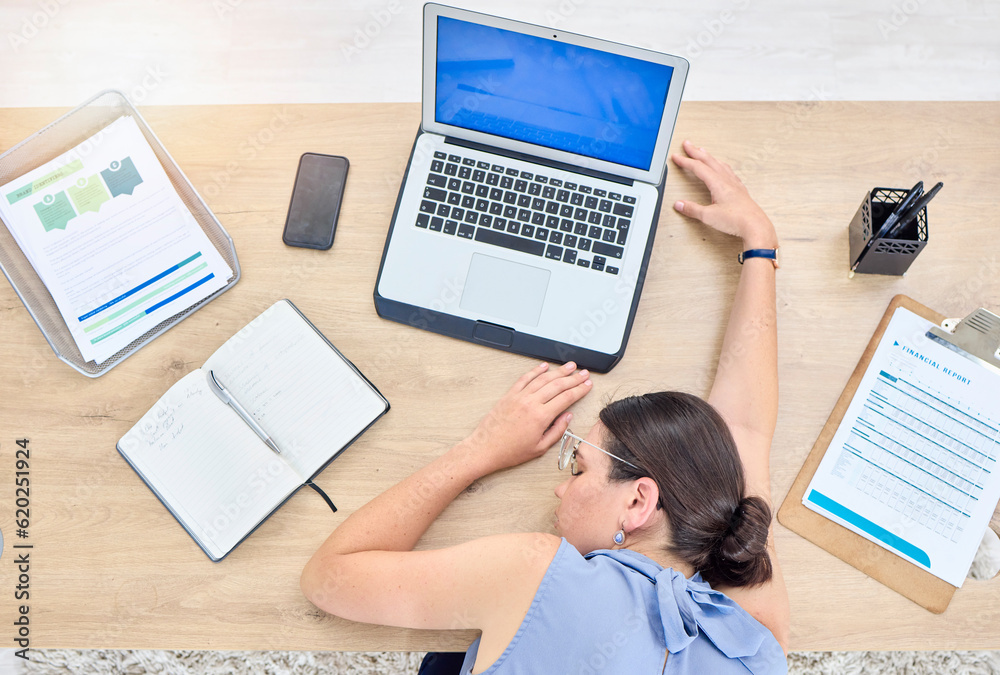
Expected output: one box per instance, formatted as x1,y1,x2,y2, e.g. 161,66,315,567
434,16,674,172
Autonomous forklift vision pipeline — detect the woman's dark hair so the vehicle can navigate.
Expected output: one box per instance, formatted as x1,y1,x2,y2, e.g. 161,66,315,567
599,392,772,588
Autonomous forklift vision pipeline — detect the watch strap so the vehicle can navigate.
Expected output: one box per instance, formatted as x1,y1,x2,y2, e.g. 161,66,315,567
738,248,778,267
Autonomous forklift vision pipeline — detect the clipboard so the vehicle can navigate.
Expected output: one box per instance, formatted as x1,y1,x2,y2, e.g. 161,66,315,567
778,294,1000,614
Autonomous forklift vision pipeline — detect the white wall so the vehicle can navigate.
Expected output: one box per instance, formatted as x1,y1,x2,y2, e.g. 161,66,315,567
0,0,997,107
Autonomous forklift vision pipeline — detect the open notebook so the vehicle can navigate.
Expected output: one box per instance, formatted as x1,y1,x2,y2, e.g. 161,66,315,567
117,299,389,561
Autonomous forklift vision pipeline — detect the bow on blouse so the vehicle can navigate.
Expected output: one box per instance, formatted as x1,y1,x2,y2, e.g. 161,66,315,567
655,567,763,657
587,549,786,675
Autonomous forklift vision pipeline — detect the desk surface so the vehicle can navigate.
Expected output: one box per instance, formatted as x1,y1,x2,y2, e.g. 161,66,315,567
1,102,998,652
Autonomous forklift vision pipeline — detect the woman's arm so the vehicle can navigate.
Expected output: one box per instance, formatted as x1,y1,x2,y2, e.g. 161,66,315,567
671,140,779,495
671,141,790,651
300,362,591,635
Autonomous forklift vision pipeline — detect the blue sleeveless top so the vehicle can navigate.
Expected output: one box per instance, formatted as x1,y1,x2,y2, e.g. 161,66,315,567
460,538,786,674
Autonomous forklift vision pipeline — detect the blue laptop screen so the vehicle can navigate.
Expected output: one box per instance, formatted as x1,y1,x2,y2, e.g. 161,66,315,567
434,16,674,171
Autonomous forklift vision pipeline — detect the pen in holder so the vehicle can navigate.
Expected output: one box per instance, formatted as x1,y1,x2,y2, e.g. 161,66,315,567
848,187,928,277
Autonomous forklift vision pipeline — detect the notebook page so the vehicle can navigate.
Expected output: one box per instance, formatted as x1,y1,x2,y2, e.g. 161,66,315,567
118,369,303,559
204,300,387,481
803,307,1000,586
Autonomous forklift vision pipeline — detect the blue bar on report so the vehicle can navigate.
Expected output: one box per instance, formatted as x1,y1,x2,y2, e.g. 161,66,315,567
144,273,215,315
806,489,931,568
77,252,203,322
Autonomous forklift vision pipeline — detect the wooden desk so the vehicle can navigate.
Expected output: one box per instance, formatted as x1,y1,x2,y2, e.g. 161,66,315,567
1,102,998,652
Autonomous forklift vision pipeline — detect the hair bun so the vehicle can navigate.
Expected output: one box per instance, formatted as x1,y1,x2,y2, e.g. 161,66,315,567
705,495,772,587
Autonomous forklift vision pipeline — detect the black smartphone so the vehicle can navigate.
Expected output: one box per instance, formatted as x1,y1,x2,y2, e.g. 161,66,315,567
282,153,349,250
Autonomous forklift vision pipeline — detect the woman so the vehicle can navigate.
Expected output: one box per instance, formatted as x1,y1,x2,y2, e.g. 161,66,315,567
301,142,790,674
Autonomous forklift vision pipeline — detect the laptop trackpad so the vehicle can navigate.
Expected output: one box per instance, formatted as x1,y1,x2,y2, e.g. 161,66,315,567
460,253,550,327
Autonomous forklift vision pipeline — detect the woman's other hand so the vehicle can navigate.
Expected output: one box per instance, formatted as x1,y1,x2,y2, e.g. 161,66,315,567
463,362,592,475
671,140,777,250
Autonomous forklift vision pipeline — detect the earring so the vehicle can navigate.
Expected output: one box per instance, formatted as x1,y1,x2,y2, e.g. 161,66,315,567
613,528,625,546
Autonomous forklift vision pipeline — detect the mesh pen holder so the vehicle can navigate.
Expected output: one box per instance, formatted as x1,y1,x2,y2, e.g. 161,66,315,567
848,187,928,277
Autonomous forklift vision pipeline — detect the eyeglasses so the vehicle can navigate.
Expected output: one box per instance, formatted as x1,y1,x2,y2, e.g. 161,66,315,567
558,429,640,476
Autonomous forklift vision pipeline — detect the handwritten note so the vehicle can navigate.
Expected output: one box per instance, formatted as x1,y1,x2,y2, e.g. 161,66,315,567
117,300,388,560
119,370,303,559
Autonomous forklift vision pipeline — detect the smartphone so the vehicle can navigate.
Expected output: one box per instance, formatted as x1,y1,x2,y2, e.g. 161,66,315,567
282,153,349,250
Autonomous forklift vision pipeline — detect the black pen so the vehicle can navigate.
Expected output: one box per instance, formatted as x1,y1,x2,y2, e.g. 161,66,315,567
852,181,922,270
884,181,942,239
886,181,922,229
877,181,922,239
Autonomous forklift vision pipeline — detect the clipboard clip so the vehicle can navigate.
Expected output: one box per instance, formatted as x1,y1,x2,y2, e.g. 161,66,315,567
926,308,1000,374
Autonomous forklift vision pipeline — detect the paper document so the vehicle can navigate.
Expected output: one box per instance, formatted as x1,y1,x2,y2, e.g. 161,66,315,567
803,307,1000,587
0,115,232,364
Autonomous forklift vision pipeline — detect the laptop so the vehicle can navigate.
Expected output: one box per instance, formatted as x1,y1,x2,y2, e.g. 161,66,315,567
374,3,689,372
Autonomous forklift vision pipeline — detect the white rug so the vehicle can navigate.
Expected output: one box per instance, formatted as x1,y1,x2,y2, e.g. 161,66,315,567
15,650,426,674
9,649,1000,674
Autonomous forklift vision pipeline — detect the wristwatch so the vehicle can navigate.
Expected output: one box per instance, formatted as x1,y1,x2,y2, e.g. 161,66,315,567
738,247,780,269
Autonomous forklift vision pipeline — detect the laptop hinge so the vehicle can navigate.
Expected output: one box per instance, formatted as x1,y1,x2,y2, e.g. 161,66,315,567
443,136,634,187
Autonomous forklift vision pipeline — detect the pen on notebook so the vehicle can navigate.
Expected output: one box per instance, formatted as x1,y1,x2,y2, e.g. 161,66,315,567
208,370,281,454
884,181,943,240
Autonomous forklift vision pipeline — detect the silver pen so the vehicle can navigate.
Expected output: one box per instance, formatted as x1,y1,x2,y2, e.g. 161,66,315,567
208,370,281,454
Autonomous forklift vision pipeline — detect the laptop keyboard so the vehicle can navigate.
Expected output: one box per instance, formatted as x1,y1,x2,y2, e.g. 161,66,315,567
414,151,637,275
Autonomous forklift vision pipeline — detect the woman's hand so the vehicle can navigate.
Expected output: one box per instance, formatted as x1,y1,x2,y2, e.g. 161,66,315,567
671,140,777,249
461,362,592,475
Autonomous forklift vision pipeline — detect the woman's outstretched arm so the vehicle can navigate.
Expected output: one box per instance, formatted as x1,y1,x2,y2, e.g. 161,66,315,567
671,140,789,651
672,141,778,498
300,363,590,637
